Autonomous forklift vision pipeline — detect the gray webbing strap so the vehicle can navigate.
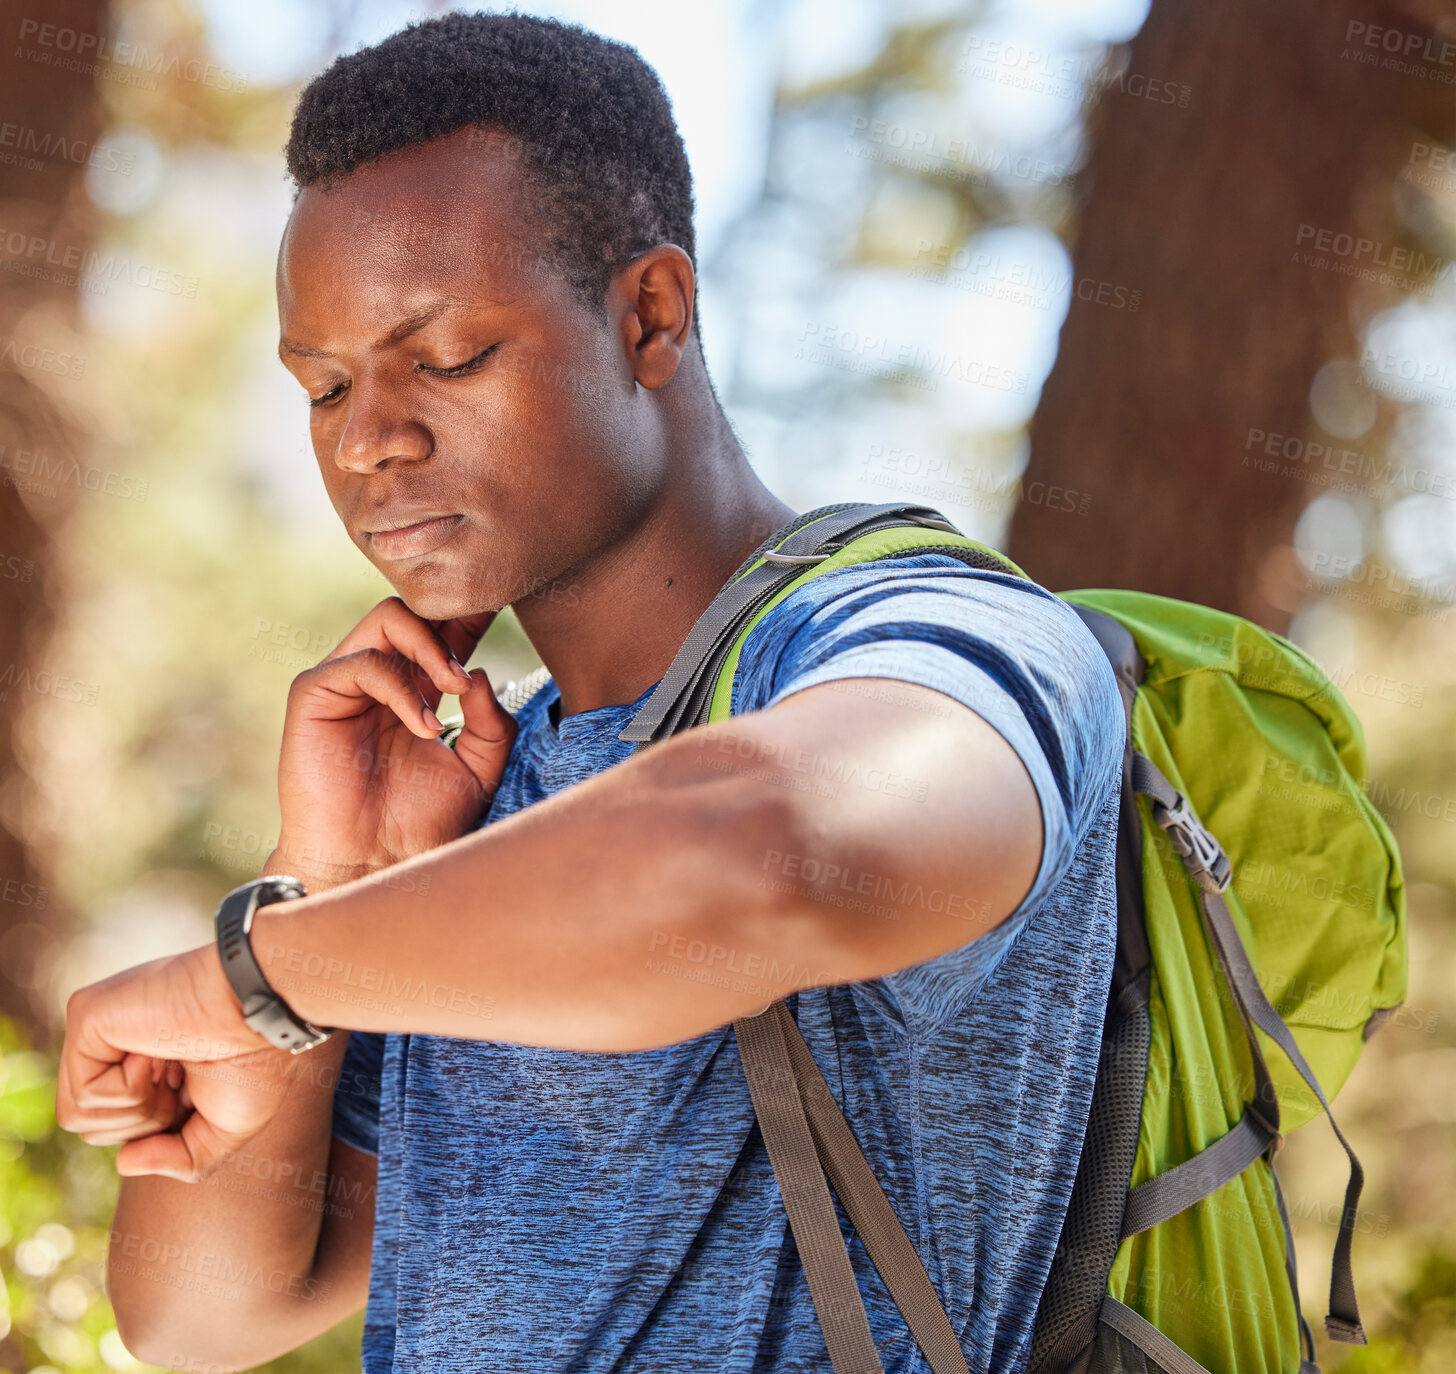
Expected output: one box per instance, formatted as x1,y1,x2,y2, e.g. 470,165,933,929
771,1001,971,1374
1131,753,1367,1345
736,1003,886,1374
656,515,1013,742
620,503,897,743
618,502,980,744
1120,1107,1275,1239
1098,1297,1215,1374
1272,1161,1323,1372
1199,880,1366,1344
735,1002,971,1374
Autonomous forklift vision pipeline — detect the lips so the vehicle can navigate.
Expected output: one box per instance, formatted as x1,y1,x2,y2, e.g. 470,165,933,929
365,513,466,561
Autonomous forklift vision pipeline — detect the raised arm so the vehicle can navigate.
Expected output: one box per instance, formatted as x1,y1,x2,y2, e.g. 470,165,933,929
249,673,1045,1050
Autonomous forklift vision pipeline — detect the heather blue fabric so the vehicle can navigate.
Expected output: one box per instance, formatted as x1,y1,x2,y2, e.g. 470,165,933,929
331,552,1125,1373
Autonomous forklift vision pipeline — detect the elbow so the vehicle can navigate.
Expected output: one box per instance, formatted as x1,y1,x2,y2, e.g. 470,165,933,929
595,760,833,1049
108,1269,252,1374
713,766,899,991
106,1259,163,1369
107,1297,179,1374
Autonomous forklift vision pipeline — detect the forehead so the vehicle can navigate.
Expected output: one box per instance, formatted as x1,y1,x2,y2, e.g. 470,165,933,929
277,127,572,320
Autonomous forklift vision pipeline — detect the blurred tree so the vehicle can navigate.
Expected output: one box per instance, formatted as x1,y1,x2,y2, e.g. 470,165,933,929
0,0,105,1039
1008,0,1456,630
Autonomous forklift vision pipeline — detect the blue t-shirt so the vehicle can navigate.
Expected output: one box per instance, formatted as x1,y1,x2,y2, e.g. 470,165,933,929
331,552,1125,1373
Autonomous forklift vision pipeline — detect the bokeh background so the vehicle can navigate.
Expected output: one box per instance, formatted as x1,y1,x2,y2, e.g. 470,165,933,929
1,0,1453,1369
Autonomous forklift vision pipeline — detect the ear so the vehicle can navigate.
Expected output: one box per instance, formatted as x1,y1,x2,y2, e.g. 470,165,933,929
611,245,696,390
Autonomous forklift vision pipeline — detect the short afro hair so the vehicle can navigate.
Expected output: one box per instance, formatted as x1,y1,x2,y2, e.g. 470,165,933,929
285,12,698,332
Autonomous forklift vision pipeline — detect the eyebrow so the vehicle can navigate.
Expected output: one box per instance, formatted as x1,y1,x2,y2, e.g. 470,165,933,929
278,294,472,362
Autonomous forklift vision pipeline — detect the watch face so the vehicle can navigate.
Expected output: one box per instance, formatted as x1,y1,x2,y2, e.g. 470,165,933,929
255,876,307,905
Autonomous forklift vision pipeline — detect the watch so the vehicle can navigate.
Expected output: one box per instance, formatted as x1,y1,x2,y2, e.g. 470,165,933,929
214,875,335,1053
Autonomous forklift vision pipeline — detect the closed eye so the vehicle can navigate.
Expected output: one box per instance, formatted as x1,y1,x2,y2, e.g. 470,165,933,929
308,382,347,409
305,342,502,408
420,343,501,379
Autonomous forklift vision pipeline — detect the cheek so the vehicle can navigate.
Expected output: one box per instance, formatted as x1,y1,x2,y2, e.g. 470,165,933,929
460,356,615,477
549,340,652,472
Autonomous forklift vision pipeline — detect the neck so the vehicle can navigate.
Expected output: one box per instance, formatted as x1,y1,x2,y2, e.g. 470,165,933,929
512,392,795,719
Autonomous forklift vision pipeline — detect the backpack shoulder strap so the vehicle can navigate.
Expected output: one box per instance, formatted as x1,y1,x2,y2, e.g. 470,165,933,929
619,500,1012,1372
739,998,971,1374
618,501,1021,746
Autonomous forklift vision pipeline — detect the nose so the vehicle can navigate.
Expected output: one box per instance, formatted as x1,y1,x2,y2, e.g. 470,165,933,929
333,377,432,473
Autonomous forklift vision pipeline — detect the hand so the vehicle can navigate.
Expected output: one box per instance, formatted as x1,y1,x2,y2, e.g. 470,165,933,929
271,597,517,887
56,944,305,1182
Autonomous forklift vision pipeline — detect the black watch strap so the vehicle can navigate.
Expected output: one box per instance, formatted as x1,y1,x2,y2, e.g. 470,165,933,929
215,876,335,1053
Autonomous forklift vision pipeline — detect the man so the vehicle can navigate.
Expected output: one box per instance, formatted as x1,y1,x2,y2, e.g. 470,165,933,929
57,13,1125,1373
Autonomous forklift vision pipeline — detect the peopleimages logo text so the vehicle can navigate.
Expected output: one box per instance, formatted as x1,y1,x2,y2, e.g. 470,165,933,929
1294,224,1452,281
17,19,249,91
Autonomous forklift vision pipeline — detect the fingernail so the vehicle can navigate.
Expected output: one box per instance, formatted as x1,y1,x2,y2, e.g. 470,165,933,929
423,707,443,732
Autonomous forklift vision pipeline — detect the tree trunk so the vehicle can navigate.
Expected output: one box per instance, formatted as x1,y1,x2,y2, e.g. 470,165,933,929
1008,0,1455,630
0,0,106,1037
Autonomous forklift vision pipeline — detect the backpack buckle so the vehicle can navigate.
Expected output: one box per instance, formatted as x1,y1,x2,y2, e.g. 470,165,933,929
1158,798,1233,894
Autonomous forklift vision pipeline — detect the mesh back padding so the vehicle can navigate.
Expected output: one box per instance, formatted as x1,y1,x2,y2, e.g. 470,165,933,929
1029,998,1151,1373
497,664,552,716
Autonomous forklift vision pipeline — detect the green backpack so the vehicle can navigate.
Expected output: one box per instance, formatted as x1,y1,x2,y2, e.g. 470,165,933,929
478,501,1408,1374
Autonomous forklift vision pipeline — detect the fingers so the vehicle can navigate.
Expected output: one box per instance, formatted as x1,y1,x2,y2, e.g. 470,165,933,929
70,1055,151,1111
63,1053,184,1146
450,667,518,794
302,599,510,745
76,1097,186,1147
115,1131,196,1180
296,646,458,740
115,1103,246,1184
324,596,474,701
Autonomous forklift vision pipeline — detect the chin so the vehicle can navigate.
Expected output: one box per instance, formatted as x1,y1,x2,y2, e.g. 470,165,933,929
386,566,512,621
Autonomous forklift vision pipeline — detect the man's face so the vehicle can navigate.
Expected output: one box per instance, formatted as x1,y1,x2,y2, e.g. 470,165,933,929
276,127,666,620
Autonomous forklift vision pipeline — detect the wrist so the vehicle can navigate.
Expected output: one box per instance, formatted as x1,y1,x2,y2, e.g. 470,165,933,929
261,843,373,893
248,903,330,1034
176,943,272,1055
215,877,335,1053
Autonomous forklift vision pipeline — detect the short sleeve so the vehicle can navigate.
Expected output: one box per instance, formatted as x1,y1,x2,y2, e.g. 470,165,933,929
331,1030,385,1156
735,554,1125,1034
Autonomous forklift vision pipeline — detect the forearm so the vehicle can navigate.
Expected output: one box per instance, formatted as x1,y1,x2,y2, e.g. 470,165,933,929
246,680,1041,1054
108,1035,366,1368
251,722,839,1052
